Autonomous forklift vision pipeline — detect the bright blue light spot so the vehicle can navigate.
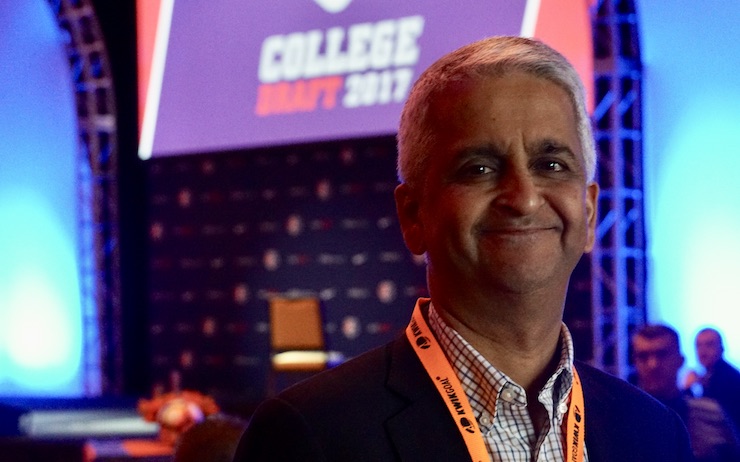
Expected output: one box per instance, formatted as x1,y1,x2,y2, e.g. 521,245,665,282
0,2,85,396
0,192,82,393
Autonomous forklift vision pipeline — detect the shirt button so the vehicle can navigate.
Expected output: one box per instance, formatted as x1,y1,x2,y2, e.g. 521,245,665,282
558,403,568,415
480,414,491,426
500,386,515,402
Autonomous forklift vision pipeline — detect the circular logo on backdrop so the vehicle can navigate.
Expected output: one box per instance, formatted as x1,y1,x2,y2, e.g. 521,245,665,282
341,316,361,340
313,0,353,13
263,249,281,271
285,214,304,236
376,280,397,304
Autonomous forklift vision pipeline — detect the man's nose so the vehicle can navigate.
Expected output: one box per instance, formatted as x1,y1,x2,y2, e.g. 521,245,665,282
492,166,542,215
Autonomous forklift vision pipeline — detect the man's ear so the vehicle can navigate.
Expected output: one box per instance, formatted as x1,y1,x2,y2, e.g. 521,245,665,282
394,183,426,255
584,181,599,253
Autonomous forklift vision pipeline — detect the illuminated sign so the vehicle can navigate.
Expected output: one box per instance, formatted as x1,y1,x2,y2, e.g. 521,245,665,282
137,0,592,159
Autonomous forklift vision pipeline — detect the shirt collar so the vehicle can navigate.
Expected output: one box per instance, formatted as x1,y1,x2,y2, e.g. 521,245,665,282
427,302,576,420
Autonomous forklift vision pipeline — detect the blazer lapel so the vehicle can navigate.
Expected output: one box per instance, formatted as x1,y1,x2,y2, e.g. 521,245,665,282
577,362,622,462
384,335,473,462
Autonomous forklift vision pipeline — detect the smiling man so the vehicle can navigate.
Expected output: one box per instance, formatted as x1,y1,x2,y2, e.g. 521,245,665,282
233,36,691,462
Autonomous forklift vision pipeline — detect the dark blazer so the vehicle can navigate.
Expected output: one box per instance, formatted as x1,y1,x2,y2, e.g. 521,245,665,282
234,334,693,461
704,359,740,432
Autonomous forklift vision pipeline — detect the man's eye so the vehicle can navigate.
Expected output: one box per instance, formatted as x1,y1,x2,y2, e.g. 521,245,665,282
538,160,567,172
467,165,493,175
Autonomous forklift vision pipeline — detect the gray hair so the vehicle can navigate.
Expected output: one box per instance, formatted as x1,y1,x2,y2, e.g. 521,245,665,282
396,36,596,190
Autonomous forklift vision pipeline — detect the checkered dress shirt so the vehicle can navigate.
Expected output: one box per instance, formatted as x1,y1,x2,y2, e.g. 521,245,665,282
428,304,588,462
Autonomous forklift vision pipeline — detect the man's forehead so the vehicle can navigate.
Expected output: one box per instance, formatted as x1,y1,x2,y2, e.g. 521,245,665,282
633,336,677,351
697,331,720,343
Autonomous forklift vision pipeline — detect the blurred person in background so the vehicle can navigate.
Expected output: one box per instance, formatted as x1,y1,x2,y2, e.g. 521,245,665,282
684,327,740,432
633,324,740,461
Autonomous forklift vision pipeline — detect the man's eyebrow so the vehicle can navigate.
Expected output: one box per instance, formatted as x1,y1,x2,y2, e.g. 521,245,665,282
531,139,580,160
454,144,503,159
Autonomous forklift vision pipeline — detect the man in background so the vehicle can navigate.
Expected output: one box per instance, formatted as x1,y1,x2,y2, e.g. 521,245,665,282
632,324,740,461
685,327,740,432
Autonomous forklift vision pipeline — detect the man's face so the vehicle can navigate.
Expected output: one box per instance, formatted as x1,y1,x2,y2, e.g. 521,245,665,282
396,72,598,298
696,330,723,369
632,335,684,399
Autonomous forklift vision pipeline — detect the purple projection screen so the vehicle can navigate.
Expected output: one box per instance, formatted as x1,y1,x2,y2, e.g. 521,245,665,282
137,0,591,159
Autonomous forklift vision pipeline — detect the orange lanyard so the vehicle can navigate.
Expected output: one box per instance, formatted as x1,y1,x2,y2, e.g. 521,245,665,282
405,299,585,462
567,367,585,462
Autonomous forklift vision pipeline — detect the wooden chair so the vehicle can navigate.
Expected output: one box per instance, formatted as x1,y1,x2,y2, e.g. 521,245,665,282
266,297,339,395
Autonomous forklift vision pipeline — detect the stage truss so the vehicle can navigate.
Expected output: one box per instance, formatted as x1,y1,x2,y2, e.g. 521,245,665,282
48,0,122,395
590,0,645,379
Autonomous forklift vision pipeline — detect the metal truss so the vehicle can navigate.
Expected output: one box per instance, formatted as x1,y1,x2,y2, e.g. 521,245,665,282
47,0,122,395
590,0,646,379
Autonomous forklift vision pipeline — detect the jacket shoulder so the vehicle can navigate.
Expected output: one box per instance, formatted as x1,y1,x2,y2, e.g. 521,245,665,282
233,336,416,461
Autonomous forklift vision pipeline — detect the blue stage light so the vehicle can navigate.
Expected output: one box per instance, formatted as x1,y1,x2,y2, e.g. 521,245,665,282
0,1,84,396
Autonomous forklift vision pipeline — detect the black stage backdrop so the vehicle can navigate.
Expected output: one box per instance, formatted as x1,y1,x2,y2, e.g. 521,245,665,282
145,137,427,404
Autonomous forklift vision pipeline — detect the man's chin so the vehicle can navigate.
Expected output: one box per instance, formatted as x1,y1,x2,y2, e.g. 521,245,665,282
478,260,569,290
480,272,558,295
